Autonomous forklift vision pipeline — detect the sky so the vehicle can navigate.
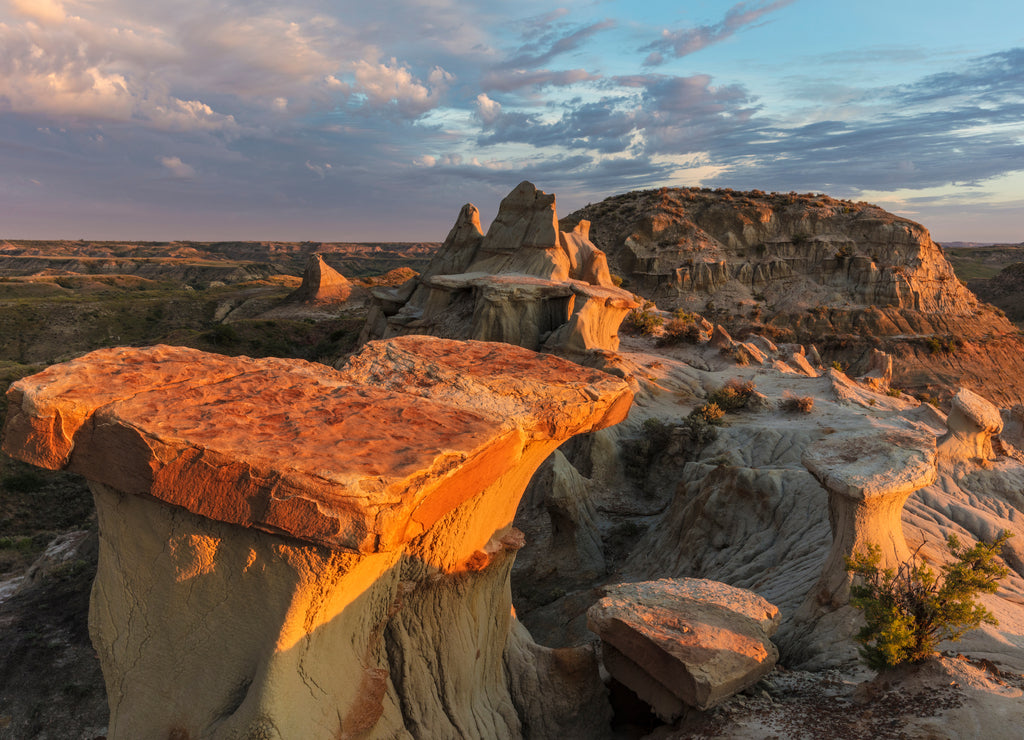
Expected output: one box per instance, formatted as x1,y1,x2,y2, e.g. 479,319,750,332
1,0,1022,243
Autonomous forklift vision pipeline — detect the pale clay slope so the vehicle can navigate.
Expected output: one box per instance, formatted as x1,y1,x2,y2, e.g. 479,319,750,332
517,329,1024,738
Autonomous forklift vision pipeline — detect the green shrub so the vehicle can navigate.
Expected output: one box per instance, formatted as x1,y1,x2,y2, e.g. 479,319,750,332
624,306,664,336
708,378,756,411
846,531,1011,670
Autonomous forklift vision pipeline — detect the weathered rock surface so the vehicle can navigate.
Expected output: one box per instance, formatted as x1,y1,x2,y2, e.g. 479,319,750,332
287,253,354,303
938,386,1004,463
799,429,938,610
587,578,780,718
2,337,632,739
563,187,1024,406
359,181,638,355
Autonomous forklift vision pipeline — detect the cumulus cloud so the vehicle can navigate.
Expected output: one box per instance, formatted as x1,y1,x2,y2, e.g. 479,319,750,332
349,59,452,117
643,0,795,65
159,156,195,178
475,93,502,125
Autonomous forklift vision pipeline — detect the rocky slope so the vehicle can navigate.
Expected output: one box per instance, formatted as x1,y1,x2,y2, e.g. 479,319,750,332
967,259,1024,325
562,188,1024,406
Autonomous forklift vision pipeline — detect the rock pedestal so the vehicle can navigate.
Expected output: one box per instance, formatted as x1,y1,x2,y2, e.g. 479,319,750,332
799,429,937,610
938,387,1004,463
2,337,632,739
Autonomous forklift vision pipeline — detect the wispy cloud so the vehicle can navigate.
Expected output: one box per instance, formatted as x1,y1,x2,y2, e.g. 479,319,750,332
642,0,796,66
504,19,615,68
0,0,1020,241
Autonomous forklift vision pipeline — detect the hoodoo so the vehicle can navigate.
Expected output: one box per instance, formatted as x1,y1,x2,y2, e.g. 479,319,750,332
2,337,632,739
359,181,639,355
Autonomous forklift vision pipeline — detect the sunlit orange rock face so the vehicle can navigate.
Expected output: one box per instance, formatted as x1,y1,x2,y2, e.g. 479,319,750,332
3,337,631,739
360,181,639,355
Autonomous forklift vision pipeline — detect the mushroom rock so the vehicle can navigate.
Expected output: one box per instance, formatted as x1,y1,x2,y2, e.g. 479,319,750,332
798,429,937,612
287,253,353,303
781,429,937,668
361,181,638,355
2,337,633,739
587,578,780,719
938,387,1004,464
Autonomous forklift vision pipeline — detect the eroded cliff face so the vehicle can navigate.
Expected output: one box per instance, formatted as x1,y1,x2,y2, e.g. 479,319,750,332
359,181,638,356
2,338,632,739
563,188,974,314
562,187,1024,405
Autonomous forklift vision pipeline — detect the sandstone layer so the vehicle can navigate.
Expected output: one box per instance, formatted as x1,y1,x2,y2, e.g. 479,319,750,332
563,187,1024,405
3,337,633,739
359,181,638,355
587,578,780,718
287,253,354,303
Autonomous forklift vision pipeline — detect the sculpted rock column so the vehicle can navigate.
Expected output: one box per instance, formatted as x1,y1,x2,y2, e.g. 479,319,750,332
361,181,638,354
3,337,632,739
780,429,937,667
799,429,937,611
937,386,1004,463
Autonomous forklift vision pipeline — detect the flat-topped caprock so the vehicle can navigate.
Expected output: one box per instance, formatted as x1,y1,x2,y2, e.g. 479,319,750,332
3,338,631,555
1,337,631,739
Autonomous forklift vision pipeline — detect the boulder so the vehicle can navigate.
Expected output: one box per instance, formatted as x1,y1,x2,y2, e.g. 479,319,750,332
710,324,733,350
789,351,818,378
857,348,893,392
361,181,638,355
587,578,780,718
2,337,633,739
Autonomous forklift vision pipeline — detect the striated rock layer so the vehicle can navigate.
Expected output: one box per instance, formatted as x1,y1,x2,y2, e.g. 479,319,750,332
563,187,1024,405
2,337,632,739
359,181,638,356
588,579,780,719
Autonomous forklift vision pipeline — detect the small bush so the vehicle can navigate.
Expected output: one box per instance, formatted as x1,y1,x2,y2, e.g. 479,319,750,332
622,418,676,481
657,313,702,346
624,306,664,336
779,392,814,413
846,532,1011,670
708,378,756,411
689,402,724,425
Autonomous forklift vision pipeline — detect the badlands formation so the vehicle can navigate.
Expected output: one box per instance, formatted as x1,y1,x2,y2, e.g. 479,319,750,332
3,338,631,738
3,182,1024,738
565,188,1024,406
360,181,638,355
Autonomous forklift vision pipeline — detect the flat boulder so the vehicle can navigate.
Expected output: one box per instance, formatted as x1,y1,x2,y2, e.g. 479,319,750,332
587,578,780,718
